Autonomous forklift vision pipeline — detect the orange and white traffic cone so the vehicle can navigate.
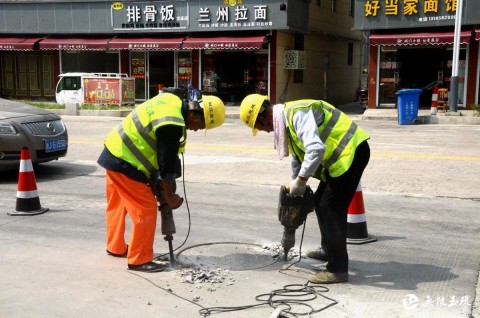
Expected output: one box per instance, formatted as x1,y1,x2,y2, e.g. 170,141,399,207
430,87,438,115
346,182,376,244
8,146,49,216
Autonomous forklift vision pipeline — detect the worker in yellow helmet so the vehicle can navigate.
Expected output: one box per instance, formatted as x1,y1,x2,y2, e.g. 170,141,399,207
239,94,370,284
98,91,225,273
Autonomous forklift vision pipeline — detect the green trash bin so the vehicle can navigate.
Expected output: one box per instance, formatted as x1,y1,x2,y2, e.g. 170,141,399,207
396,89,422,125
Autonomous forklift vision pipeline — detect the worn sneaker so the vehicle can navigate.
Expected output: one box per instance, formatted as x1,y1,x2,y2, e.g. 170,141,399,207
127,261,167,273
305,248,328,261
309,270,348,284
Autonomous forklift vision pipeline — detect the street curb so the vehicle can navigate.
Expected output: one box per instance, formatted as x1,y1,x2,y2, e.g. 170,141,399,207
361,114,480,125
49,108,480,124
50,108,240,119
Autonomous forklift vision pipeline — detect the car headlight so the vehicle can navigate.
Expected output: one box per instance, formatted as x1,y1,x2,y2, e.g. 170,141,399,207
0,122,17,134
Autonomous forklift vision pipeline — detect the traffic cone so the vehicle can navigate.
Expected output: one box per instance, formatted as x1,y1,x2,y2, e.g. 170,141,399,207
430,87,438,115
346,182,376,244
8,146,49,216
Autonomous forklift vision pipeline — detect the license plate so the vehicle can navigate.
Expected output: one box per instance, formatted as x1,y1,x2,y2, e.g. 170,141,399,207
45,138,67,153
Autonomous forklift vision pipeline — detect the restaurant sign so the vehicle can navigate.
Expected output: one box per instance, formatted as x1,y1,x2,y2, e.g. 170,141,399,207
111,0,281,32
111,1,189,30
354,0,480,30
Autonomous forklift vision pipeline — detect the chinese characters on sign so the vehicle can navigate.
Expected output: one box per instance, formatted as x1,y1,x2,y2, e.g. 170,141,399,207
131,58,145,79
197,5,272,29
396,37,441,45
364,0,457,19
203,43,241,49
123,4,184,29
83,77,135,105
403,293,471,310
57,44,89,50
178,58,192,81
111,1,273,31
112,1,188,30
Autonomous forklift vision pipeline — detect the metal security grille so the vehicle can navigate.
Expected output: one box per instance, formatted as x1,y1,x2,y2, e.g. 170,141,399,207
21,120,65,136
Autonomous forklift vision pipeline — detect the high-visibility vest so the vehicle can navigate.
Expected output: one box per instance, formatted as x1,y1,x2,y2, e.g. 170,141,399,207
105,93,186,178
285,100,369,181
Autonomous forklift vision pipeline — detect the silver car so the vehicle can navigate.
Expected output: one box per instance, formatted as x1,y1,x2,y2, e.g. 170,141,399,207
0,98,68,171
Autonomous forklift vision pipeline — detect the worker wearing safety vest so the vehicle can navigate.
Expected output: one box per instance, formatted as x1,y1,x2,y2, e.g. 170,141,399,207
98,92,225,273
239,94,370,284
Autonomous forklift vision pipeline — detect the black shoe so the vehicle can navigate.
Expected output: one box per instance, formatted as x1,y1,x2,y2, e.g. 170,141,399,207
306,248,328,261
107,245,128,258
128,261,167,273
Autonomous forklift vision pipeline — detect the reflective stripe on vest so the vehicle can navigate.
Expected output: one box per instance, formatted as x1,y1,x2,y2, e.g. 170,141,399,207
105,93,186,178
285,100,369,179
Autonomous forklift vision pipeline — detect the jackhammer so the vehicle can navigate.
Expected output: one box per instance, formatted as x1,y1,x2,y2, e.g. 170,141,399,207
150,157,182,266
150,180,177,266
277,185,315,261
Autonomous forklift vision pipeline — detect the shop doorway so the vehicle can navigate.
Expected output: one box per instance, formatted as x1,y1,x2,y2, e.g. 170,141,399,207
130,51,177,101
397,48,442,107
378,46,467,108
148,51,174,98
201,51,268,105
378,47,442,107
130,51,147,101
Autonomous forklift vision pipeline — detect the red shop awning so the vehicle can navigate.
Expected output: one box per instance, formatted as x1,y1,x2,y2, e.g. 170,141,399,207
108,37,184,50
475,29,480,41
370,31,472,46
0,37,42,51
38,37,111,51
182,35,267,50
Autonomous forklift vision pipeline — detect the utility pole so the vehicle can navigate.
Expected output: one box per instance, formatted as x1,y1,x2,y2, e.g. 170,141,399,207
450,0,464,112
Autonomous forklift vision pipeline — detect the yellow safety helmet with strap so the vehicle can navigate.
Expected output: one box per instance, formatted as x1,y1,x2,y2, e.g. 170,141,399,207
202,95,225,130
239,94,268,136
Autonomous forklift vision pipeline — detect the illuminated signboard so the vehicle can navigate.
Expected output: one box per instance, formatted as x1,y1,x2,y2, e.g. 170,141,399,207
354,0,480,30
111,0,276,31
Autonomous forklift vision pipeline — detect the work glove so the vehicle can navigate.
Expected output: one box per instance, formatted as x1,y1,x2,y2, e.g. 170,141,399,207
161,181,184,209
289,177,307,197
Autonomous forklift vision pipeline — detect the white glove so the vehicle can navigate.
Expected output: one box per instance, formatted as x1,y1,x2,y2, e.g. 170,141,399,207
289,177,307,197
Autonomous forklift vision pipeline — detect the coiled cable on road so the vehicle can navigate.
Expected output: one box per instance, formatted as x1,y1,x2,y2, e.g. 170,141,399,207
198,283,336,317
197,220,338,317
149,162,339,317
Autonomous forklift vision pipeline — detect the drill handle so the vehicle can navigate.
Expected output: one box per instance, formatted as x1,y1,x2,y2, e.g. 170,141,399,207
149,176,178,206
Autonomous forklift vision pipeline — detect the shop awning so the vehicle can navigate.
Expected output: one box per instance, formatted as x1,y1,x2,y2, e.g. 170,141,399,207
475,29,480,41
0,37,42,51
38,37,111,50
108,37,184,50
370,31,472,46
182,35,267,50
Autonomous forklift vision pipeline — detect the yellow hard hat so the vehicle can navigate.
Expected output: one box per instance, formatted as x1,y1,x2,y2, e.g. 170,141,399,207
202,95,225,130
239,94,268,136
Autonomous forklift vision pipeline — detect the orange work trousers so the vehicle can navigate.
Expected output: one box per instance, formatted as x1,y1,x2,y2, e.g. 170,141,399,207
105,170,157,265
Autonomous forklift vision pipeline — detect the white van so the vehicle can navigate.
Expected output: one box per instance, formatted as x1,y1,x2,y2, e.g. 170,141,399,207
55,72,135,106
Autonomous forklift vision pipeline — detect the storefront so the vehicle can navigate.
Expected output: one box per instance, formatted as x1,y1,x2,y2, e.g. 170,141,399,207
107,36,186,100
0,37,55,99
355,0,480,109
182,35,269,104
0,0,305,104
371,31,471,108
